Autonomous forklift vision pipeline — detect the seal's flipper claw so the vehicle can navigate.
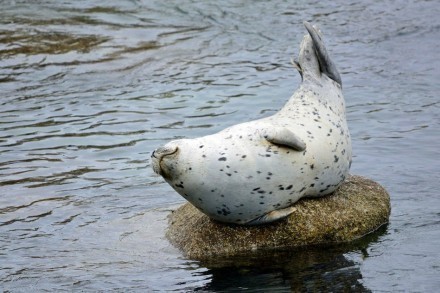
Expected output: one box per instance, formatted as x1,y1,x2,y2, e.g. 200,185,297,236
264,128,306,151
246,206,297,225
291,57,303,80
303,21,342,86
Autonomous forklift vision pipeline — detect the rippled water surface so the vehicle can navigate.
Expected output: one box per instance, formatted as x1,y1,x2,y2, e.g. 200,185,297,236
1,0,439,291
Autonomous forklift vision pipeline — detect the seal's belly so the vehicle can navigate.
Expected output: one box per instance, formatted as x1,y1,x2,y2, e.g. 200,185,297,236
169,118,351,224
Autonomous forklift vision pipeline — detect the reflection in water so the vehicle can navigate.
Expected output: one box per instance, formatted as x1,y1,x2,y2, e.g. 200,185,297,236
196,227,386,292
0,0,439,291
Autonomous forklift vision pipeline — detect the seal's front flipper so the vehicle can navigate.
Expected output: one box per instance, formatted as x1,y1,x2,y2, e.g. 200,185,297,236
246,206,297,225
264,128,306,151
304,21,342,86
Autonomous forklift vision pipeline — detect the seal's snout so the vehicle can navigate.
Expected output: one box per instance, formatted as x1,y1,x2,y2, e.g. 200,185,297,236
151,145,178,176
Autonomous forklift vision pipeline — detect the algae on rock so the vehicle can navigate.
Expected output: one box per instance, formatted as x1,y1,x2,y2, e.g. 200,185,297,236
166,175,391,260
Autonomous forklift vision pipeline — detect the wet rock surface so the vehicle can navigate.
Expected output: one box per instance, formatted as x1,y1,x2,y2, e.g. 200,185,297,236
167,175,391,260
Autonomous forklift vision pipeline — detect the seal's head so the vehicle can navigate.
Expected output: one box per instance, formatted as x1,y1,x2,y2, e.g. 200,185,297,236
151,141,182,180
151,139,200,185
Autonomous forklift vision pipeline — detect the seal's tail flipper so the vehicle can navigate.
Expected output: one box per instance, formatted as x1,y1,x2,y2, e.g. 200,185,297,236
304,21,342,86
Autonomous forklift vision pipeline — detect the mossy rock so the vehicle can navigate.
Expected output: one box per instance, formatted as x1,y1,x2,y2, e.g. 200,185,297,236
166,175,390,260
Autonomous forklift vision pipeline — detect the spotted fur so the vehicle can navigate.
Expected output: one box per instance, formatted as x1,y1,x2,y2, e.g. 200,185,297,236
151,22,352,225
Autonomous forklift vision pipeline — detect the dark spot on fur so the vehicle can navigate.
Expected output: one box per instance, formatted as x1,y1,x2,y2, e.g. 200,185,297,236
310,183,315,187
253,187,260,191
242,155,246,158
310,164,314,170
199,145,204,148
299,187,306,192
218,157,227,161
334,155,339,163
286,185,293,190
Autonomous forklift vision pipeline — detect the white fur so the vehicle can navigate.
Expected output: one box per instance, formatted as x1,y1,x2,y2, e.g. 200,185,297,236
152,23,352,225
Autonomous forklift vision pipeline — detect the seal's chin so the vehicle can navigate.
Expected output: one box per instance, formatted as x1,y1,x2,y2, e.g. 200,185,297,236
151,145,178,179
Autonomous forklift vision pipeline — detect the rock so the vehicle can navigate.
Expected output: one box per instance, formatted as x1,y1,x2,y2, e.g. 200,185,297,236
166,175,390,260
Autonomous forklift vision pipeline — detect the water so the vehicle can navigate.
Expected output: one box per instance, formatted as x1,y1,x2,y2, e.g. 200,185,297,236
1,0,439,291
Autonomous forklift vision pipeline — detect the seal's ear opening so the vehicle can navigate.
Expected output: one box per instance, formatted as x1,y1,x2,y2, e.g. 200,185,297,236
304,21,342,86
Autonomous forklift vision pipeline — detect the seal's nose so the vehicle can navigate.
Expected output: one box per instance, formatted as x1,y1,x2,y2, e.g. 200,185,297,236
151,150,158,159
151,145,178,159
151,145,178,176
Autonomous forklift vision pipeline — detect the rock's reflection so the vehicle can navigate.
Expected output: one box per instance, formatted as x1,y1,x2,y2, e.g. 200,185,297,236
195,225,387,292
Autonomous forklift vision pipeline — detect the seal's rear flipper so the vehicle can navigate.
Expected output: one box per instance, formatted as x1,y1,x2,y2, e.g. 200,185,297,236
264,128,306,151
246,206,297,225
304,21,342,86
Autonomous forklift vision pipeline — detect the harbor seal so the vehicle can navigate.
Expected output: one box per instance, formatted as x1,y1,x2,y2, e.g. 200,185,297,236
151,22,352,225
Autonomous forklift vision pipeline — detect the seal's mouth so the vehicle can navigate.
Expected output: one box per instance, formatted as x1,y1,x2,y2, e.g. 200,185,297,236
151,146,178,178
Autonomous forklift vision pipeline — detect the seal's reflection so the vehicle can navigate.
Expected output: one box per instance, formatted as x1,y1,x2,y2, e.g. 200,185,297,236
194,225,387,292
